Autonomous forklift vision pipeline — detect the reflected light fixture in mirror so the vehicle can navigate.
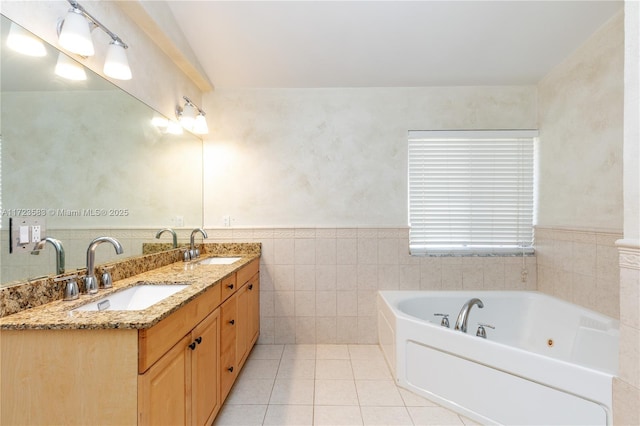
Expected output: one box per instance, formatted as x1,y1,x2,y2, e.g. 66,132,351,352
7,23,47,57
167,121,184,135
176,96,209,135
54,52,87,81
56,0,132,80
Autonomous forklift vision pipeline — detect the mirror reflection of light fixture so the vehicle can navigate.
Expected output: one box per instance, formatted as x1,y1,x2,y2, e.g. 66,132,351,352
54,52,87,81
167,120,184,135
176,96,209,135
56,0,132,80
7,23,47,57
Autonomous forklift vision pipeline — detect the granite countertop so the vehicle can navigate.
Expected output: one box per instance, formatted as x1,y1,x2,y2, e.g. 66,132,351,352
0,254,259,331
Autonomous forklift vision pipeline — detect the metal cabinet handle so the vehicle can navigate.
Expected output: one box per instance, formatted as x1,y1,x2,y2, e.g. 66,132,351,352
229,319,235,325
195,336,202,344
226,284,234,290
189,342,196,350
227,366,234,373
248,283,253,290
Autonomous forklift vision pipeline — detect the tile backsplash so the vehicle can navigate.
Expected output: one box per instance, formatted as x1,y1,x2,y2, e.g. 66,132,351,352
206,227,537,345
535,226,621,319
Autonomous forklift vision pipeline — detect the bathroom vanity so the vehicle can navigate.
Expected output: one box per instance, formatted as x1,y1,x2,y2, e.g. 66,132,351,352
0,254,260,426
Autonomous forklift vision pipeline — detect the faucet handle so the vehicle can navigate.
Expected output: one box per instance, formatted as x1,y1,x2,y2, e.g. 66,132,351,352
101,267,114,289
476,323,495,338
434,313,450,328
55,275,79,301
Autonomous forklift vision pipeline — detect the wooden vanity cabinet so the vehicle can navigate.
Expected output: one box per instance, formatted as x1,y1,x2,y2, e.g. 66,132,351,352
138,287,222,426
0,257,259,426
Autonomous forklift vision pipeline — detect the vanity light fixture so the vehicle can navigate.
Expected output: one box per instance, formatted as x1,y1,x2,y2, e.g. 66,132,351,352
176,96,209,135
57,0,132,80
6,23,47,57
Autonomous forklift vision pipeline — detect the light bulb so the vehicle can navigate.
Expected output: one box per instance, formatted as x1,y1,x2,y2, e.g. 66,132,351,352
58,9,94,56
7,23,47,57
193,114,209,135
167,121,184,135
103,40,132,80
179,104,197,130
54,53,87,81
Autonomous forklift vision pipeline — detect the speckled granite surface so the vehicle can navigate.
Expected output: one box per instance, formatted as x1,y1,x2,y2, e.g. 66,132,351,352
0,242,261,322
0,253,259,330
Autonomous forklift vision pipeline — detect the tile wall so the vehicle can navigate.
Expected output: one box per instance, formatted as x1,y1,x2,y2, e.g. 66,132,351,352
613,243,640,424
534,226,621,319
206,227,537,345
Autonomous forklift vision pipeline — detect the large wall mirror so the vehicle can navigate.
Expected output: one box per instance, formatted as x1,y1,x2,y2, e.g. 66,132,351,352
0,15,203,286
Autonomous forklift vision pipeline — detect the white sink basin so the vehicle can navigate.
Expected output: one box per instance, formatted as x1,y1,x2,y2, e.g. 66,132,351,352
72,284,188,312
197,257,242,265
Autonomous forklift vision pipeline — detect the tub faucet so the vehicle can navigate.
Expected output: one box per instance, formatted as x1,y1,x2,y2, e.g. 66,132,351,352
155,228,178,248
31,237,65,275
84,237,124,294
189,228,208,259
454,298,484,333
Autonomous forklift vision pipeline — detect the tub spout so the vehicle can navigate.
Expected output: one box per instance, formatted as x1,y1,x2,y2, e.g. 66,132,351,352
454,298,484,333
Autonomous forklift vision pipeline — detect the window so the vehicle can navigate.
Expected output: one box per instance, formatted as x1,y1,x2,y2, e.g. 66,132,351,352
408,130,537,255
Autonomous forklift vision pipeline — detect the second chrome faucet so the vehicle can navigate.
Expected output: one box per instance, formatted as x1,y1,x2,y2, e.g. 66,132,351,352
84,237,124,294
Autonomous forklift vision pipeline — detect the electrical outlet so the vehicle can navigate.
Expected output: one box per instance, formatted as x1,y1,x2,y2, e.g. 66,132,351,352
223,215,231,227
32,225,41,242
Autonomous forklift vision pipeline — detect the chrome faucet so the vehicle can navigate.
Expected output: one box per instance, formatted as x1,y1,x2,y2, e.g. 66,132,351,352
155,228,178,248
84,237,124,294
189,228,208,259
454,298,484,333
31,237,65,275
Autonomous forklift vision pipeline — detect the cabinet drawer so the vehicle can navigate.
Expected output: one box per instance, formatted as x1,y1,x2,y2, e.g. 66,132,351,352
220,296,237,400
220,274,237,301
237,258,259,287
138,284,222,373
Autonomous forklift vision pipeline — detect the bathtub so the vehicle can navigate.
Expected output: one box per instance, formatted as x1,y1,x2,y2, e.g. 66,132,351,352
377,291,619,425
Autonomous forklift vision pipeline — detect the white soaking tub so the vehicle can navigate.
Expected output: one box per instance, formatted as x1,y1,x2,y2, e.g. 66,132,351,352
377,291,619,425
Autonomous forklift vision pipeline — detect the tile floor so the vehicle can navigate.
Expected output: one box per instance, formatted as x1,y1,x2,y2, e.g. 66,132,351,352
213,344,479,426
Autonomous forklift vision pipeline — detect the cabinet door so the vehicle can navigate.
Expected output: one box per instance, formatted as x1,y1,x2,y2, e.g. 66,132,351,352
139,334,191,426
235,283,249,367
220,295,237,401
247,273,260,346
191,309,220,426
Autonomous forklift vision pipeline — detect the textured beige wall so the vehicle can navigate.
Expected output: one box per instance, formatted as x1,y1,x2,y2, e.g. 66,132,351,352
203,86,537,227
537,12,624,232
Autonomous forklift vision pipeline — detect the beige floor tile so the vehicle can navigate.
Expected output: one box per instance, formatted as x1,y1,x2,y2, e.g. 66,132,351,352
283,344,317,359
317,344,351,359
316,359,354,380
277,358,316,379
315,379,359,406
270,379,315,405
314,405,363,426
361,406,414,426
407,407,465,426
352,357,392,380
240,358,281,379
398,388,438,407
250,344,285,360
348,344,385,360
225,378,275,405
263,404,314,426
355,380,404,407
213,404,267,426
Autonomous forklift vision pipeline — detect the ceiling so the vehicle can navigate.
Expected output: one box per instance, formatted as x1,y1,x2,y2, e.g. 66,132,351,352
167,1,622,89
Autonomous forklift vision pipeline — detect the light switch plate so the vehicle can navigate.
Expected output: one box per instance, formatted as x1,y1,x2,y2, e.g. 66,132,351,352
9,217,46,254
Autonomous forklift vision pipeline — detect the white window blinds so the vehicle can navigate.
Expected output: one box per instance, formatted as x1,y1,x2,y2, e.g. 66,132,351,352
408,130,537,255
